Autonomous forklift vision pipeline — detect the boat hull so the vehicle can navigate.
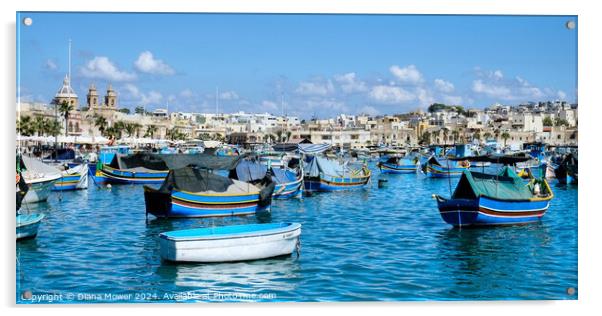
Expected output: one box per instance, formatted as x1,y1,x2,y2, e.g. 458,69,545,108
273,177,304,199
16,213,45,240
23,180,56,203
100,165,168,184
379,162,418,174
436,196,550,227
304,175,370,192
159,223,301,262
424,163,467,178
145,187,268,218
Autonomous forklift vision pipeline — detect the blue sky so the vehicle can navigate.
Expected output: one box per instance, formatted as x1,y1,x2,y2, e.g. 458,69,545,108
17,12,577,118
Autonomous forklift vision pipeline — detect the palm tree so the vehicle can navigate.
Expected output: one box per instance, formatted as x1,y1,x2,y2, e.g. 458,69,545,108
17,115,34,136
286,131,292,142
473,131,481,142
58,100,74,136
501,132,511,147
94,115,108,136
451,130,460,144
145,125,158,139
483,132,492,140
124,123,137,138
45,119,61,137
275,130,283,143
112,121,126,139
32,116,46,136
420,131,431,145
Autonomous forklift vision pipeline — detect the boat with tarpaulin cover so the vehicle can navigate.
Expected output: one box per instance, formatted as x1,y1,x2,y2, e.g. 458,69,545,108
52,163,89,191
232,159,303,199
434,154,554,226
18,155,61,203
159,222,301,263
377,149,419,174
143,154,275,218
99,152,169,184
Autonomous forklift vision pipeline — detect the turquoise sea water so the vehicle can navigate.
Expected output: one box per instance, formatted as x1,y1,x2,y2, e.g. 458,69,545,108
16,163,578,303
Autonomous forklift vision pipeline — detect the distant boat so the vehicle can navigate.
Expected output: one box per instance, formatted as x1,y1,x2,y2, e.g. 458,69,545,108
19,155,62,203
554,152,578,184
232,159,303,199
377,155,419,174
17,213,45,240
99,152,169,184
144,154,275,218
422,156,470,178
159,222,301,263
303,156,371,191
434,166,554,227
52,164,89,191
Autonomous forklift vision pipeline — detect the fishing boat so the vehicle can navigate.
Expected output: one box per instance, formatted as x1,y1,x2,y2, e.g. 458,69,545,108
52,164,89,191
99,152,169,184
422,156,470,178
144,154,275,218
377,154,419,174
303,155,371,191
553,152,578,184
232,159,303,199
19,155,62,203
17,213,45,240
434,156,554,226
159,222,301,263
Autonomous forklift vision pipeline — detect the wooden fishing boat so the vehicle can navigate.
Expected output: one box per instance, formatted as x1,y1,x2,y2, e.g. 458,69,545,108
17,213,45,240
303,156,370,192
19,155,62,203
144,155,275,218
99,152,169,184
271,168,304,199
232,159,304,199
159,222,301,263
422,156,470,178
434,166,553,227
553,153,578,185
52,164,89,191
377,156,419,174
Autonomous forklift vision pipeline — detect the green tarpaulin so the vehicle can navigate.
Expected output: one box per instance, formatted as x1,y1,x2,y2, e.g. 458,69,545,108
452,166,535,201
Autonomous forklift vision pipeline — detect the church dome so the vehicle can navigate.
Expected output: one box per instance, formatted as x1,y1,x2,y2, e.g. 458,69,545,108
55,75,78,99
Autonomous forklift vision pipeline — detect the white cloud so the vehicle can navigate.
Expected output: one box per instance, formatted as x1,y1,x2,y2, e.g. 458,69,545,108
390,65,423,84
80,56,137,81
122,83,163,105
261,100,279,111
369,85,415,104
557,90,567,100
472,79,512,99
416,87,434,107
493,70,504,80
358,105,380,116
434,79,455,93
219,90,239,100
134,51,175,75
442,95,464,105
295,80,335,96
45,59,58,71
334,72,368,93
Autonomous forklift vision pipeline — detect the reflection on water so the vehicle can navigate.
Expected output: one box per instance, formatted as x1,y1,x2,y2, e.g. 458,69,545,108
16,162,578,302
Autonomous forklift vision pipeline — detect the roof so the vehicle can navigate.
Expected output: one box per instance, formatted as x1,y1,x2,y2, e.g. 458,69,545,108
55,75,78,99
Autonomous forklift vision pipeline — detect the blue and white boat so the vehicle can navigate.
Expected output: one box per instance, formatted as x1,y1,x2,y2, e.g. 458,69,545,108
434,166,554,227
159,222,302,262
99,152,169,184
422,156,470,178
17,213,45,240
303,156,371,191
377,154,419,174
19,155,62,203
232,159,303,199
144,155,275,218
52,164,89,191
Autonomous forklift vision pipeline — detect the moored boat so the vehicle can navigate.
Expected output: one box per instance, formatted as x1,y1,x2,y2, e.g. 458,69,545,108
422,156,470,178
17,213,45,240
19,155,62,203
144,154,275,218
232,159,303,199
52,164,89,191
99,152,169,184
434,166,553,227
303,156,371,191
159,222,301,263
378,155,419,174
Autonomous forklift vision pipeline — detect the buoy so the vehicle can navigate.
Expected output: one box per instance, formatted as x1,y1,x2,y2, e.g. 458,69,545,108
106,184,112,188
378,179,388,188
